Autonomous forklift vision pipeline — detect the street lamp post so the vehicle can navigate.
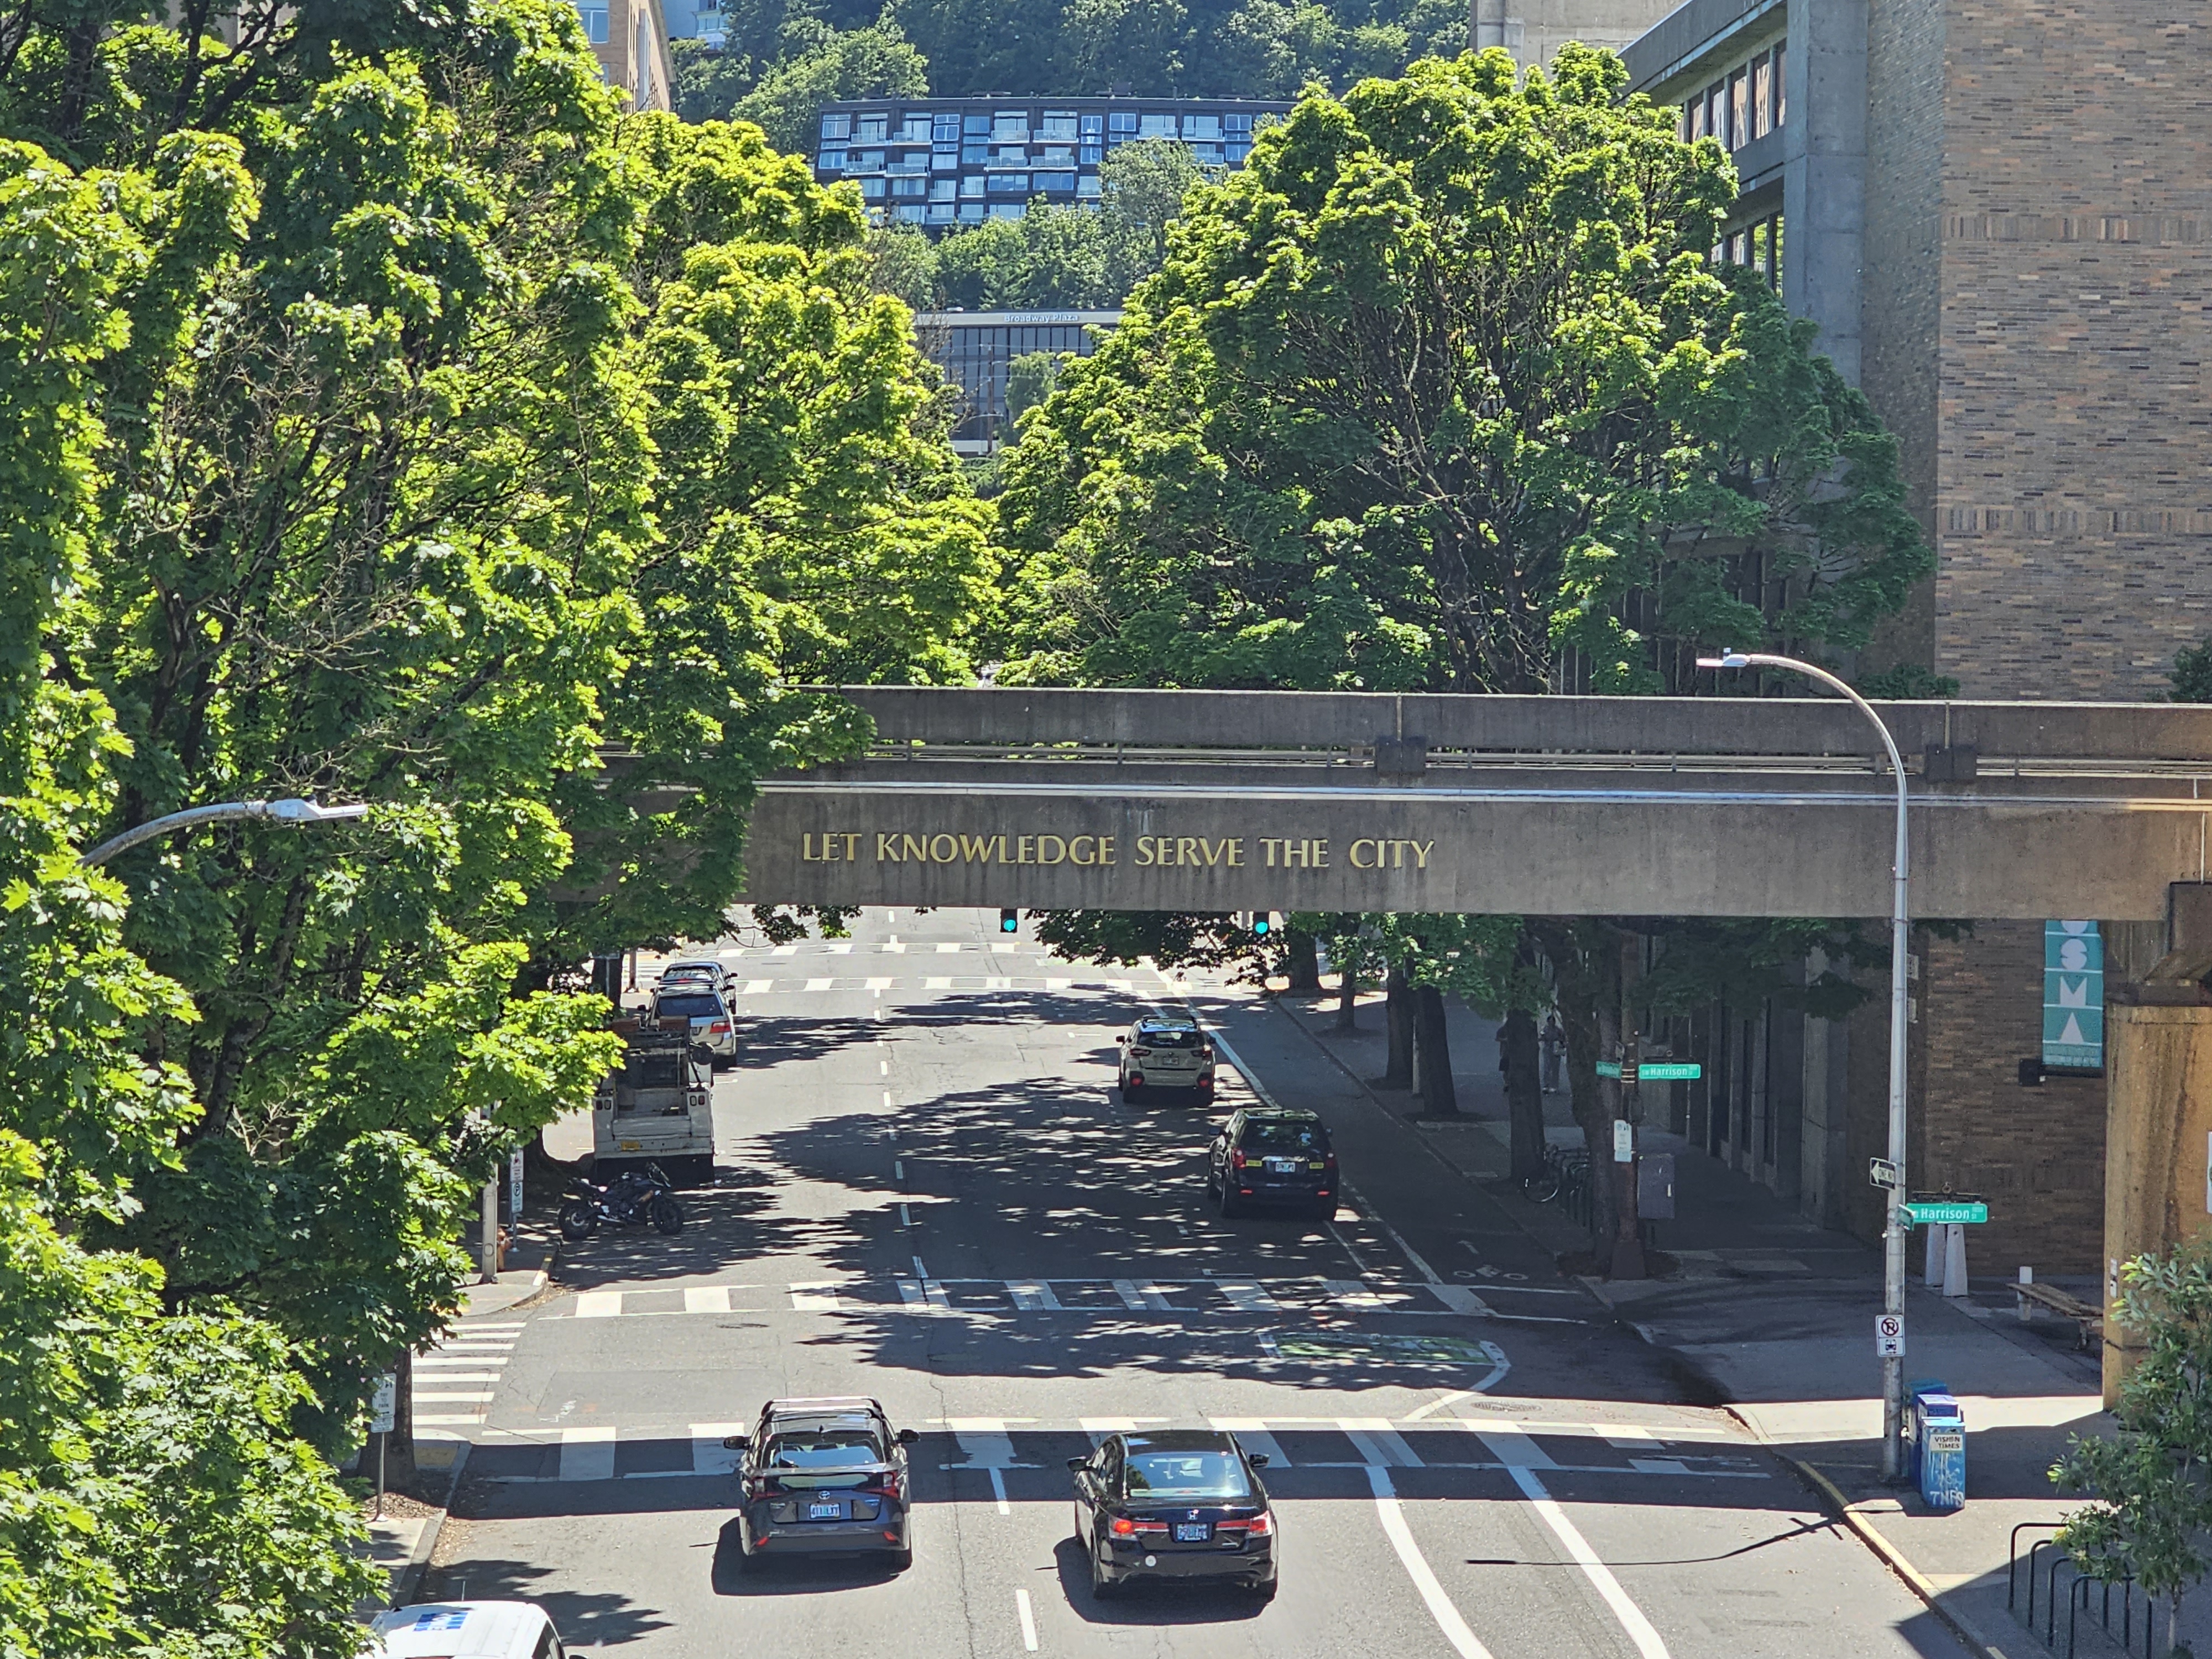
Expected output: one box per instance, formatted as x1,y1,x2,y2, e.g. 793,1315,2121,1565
1700,650,1913,1481
80,797,369,868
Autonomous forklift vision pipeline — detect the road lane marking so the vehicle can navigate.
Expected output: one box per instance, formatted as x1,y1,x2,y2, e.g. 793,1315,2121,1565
899,1204,912,1228
1508,1465,1672,1658
1008,1280,1063,1310
691,1422,745,1477
575,1292,623,1318
1342,1417,1425,1468
827,941,853,954
990,1468,1010,1514
743,979,771,993
948,1420,1021,1469
912,1255,930,1280
560,1427,617,1483
789,1281,842,1310
1365,1465,1496,1659
415,1390,497,1403
1109,1279,1172,1310
410,1373,503,1383
771,945,797,956
1406,1390,1478,1423
683,1286,731,1314
938,942,962,953
1209,1419,1291,1466
867,976,892,990
1217,1280,1281,1312
926,977,951,989
806,977,833,991
880,1059,889,1074
1015,1589,1038,1651
1470,1425,1558,1469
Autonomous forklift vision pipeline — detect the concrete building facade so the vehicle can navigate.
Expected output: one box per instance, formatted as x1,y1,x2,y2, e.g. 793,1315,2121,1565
1474,0,1686,73
571,0,675,113
1623,0,2212,1274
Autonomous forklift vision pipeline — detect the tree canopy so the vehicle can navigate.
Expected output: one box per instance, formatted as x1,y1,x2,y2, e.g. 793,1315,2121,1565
0,0,990,1643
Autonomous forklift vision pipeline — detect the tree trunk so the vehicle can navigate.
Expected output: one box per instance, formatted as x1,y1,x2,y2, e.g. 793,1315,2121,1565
1500,1007,1545,1180
1379,967,1414,1088
1413,985,1458,1117
1284,928,1322,993
384,1345,417,1488
1530,919,1622,1258
1333,958,1359,1031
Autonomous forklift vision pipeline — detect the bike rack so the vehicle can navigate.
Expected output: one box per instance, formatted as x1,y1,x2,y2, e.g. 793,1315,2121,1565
2015,1525,2150,1659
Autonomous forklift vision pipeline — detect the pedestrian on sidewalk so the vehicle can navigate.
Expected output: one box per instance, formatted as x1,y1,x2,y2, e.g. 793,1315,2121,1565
1540,1013,1564,1094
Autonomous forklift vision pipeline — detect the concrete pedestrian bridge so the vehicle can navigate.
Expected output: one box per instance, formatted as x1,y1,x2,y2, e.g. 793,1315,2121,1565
735,688,2212,920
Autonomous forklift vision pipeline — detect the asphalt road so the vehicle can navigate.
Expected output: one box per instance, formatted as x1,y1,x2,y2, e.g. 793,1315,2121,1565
425,909,1969,1659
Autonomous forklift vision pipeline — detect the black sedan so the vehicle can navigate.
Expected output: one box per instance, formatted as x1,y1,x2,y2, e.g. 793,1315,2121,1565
728,1396,919,1569
1069,1430,1277,1600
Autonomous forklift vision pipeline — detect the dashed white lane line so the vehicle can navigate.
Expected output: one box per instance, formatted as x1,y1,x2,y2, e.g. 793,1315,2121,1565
1364,1464,1495,1659
1508,1464,1672,1658
1015,1588,1039,1651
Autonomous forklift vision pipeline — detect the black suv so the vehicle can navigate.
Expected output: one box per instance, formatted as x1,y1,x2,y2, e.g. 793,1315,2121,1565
1203,1108,1337,1219
727,1397,919,1570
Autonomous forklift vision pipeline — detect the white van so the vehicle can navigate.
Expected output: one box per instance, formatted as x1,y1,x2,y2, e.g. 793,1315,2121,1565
369,1602,577,1659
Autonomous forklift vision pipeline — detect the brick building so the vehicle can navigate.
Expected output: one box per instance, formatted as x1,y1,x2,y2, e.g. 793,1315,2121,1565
1624,0,2212,1271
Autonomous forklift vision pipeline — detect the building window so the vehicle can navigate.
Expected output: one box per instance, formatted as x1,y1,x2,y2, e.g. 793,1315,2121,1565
1078,174,1102,197
959,174,984,198
987,173,1030,193
1704,81,1724,144
1035,170,1076,192
900,114,931,142
576,3,609,41
964,113,991,136
1182,113,1221,140
817,148,846,173
860,178,886,200
1728,68,1747,148
1766,212,1783,286
992,144,1027,164
892,175,927,197
1224,113,1253,134
852,150,884,170
962,143,987,164
1041,109,1079,138
926,203,956,223
1108,112,1139,137
989,202,1022,218
1079,143,1102,164
1751,51,1773,140
857,113,888,140
1080,114,1103,136
993,110,1029,140
1773,44,1786,126
1191,144,1224,164
821,113,852,142
930,178,957,201
932,149,958,171
959,202,986,222
934,114,961,143
1139,112,1176,138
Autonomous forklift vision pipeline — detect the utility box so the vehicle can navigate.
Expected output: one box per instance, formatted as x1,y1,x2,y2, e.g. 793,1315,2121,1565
1636,1152,1676,1220
1911,1383,1966,1512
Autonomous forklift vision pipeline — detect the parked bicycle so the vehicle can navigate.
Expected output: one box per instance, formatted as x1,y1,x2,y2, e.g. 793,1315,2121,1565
1521,1142,1588,1207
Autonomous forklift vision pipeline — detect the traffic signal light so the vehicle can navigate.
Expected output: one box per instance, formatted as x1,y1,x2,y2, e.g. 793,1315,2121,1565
999,909,1019,934
1252,912,1273,936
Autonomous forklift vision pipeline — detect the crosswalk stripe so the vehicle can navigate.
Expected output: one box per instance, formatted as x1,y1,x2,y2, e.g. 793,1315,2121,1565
790,1282,843,1311
575,1292,623,1318
410,1373,503,1383
1469,1424,1559,1470
948,1419,1019,1468
416,1413,489,1426
692,1422,747,1477
560,1427,618,1483
1008,1280,1062,1311
1217,1280,1281,1313
415,1390,498,1403
743,978,771,993
1342,1417,1425,1468
1209,1418,1291,1466
805,977,833,991
867,977,893,990
684,1286,731,1314
1109,1278,1172,1310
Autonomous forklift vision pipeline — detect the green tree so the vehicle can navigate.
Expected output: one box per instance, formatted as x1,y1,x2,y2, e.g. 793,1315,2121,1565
2173,638,2212,704
729,15,928,150
1000,49,1929,1243
2054,1237,2212,1655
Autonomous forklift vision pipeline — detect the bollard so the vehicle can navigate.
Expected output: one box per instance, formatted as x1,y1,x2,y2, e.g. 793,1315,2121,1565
1943,1224,1971,1298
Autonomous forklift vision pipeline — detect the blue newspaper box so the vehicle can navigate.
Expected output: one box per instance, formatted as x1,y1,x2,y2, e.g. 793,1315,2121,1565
1912,1384,1966,1512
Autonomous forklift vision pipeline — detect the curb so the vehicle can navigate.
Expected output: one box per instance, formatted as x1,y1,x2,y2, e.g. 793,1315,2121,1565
1783,1455,2018,1659
389,1439,471,1609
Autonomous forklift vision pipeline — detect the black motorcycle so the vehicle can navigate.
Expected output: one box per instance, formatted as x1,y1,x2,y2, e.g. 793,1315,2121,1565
560,1164,684,1240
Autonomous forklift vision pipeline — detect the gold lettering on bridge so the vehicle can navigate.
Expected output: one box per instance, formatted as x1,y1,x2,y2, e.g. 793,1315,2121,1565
799,830,1436,874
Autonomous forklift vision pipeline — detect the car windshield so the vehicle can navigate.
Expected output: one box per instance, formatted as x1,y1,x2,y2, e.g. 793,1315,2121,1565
768,1430,883,1469
1241,1119,1325,1152
1139,1028,1200,1048
1124,1450,1249,1499
654,994,723,1017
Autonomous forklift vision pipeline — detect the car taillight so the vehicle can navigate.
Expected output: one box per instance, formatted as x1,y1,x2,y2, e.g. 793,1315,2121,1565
1110,1516,1136,1536
1220,1513,1274,1537
1130,1047,1151,1057
744,1477,783,1500
1133,1521,1168,1536
869,1472,902,1501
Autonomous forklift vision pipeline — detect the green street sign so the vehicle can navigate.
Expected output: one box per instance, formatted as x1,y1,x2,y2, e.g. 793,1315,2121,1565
1902,1200,1989,1226
1595,1061,1623,1079
1639,1062,1703,1081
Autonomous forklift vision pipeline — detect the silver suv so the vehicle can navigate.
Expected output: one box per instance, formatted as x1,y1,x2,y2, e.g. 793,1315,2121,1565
1115,1018,1216,1102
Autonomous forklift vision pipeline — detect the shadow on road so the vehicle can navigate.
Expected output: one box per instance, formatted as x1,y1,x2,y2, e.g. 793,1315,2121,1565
1048,1536,1267,1625
708,1519,908,1597
419,1556,674,1647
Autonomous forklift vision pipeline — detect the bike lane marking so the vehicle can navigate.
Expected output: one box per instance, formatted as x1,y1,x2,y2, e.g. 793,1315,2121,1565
1363,1464,1498,1659
1506,1464,1672,1659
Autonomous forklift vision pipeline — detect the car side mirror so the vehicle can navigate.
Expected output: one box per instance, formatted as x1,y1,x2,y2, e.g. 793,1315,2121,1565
723,1435,745,1449
1114,1035,1125,1044
896,1428,919,1445
1247,1453,1269,1468
1066,1455,1089,1471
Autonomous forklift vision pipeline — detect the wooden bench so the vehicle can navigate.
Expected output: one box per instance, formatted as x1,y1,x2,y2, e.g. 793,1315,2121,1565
2015,1281,2103,1350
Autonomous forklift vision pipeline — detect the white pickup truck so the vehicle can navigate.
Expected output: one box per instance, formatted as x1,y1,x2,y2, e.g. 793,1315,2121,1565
593,1020,715,1186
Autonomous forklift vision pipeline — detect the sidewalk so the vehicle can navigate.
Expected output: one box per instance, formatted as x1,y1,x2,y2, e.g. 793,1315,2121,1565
1269,987,2167,1658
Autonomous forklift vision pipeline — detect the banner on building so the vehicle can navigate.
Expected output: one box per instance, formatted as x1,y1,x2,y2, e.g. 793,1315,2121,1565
2043,920,2104,1072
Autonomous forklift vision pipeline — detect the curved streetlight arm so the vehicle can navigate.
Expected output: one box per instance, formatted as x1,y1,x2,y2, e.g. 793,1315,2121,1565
1700,649,1913,1483
80,799,369,868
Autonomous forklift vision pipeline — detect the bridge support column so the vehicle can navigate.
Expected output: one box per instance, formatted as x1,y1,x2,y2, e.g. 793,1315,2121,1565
2101,884,2212,1406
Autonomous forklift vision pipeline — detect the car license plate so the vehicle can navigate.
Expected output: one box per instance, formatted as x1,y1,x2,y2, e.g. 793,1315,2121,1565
809,1501,842,1520
1175,1522,1210,1542
1264,1157,1298,1174
619,1140,640,1151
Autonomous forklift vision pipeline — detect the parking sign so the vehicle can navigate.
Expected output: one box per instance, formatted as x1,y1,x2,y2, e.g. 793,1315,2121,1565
1875,1314,1906,1358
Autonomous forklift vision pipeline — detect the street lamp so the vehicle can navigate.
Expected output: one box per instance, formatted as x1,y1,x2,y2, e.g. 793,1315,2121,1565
1699,649,1913,1481
80,797,371,868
